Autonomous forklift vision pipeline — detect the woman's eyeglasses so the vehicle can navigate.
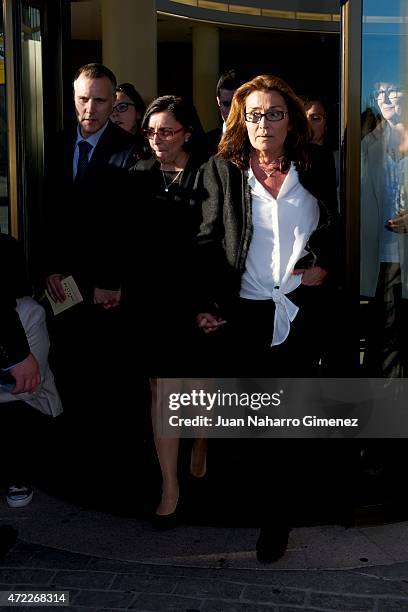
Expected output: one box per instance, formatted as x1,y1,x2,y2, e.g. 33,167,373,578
143,127,184,140
244,110,288,123
112,102,136,113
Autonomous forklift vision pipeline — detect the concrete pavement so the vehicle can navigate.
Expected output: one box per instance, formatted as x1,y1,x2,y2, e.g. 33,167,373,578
1,489,408,610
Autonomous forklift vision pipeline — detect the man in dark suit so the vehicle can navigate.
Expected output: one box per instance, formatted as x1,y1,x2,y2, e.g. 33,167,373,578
45,62,135,307
43,63,135,431
205,69,243,155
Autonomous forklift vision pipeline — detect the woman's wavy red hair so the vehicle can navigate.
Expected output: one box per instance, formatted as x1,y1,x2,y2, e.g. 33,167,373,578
217,74,312,169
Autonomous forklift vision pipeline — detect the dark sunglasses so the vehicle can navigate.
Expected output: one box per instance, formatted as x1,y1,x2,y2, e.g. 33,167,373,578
112,102,136,113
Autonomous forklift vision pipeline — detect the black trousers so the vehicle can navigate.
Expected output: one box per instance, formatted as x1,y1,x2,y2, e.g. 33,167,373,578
205,284,330,377
204,284,352,527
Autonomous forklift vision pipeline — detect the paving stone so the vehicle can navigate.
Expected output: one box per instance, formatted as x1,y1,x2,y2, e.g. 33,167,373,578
242,585,305,606
146,565,223,579
86,558,150,574
0,568,54,584
174,577,244,599
276,608,330,612
66,608,99,612
73,589,135,608
237,570,408,597
374,598,408,611
202,600,277,611
51,570,115,589
353,563,408,580
28,549,91,570
0,550,35,566
130,593,202,611
310,592,375,610
111,574,177,593
14,541,45,553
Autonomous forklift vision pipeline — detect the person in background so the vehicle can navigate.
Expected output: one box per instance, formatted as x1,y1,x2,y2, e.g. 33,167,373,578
0,232,44,507
111,82,146,164
361,78,408,377
131,95,208,530
45,63,135,311
206,69,244,154
0,232,39,555
197,74,339,563
300,94,340,200
43,63,135,464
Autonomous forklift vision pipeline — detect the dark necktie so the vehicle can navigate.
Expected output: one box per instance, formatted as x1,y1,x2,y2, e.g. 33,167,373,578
75,140,93,181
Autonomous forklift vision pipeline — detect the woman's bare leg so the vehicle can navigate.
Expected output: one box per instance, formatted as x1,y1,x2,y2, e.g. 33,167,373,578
150,379,179,515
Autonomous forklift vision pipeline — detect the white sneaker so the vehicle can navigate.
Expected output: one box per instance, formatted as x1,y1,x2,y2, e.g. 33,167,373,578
6,485,34,508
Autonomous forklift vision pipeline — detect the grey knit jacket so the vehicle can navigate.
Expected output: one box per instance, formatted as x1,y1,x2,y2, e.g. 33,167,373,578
197,145,339,313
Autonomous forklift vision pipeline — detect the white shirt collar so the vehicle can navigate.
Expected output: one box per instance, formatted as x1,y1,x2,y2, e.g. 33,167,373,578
248,162,296,200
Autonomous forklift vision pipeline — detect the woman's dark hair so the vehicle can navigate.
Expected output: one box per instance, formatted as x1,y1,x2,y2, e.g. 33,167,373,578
115,82,146,118
218,74,312,169
141,95,205,155
300,93,336,149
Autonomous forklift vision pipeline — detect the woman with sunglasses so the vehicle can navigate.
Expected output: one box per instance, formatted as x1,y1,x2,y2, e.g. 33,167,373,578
197,75,339,563
132,95,208,529
111,83,146,163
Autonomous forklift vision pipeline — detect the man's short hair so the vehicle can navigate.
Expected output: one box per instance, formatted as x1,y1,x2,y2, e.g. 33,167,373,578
216,69,243,97
73,63,117,92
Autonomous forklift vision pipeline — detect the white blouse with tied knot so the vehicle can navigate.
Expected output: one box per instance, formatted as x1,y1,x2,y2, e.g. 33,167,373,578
240,163,320,346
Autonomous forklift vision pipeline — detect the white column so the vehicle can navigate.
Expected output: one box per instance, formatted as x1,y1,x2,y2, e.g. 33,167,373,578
101,0,157,104
192,24,219,132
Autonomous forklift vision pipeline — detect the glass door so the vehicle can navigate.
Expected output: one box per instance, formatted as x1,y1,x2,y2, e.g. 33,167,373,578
0,3,9,232
360,0,408,378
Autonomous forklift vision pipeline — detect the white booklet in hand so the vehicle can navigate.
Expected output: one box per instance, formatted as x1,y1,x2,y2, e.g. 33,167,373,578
45,275,83,315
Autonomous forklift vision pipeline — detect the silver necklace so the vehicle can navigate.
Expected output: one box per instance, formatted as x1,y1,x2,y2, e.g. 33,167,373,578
161,168,183,192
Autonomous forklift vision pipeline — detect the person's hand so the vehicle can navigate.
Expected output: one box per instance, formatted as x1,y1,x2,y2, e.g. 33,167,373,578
387,210,408,233
10,353,41,395
94,288,122,309
46,274,65,302
292,266,328,286
197,312,227,334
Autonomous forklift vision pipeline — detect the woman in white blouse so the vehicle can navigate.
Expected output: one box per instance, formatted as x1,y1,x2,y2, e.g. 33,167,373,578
196,74,339,563
198,74,338,376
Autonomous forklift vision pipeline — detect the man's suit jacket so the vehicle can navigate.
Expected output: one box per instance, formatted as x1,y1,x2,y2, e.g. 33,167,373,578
0,234,30,369
44,120,135,298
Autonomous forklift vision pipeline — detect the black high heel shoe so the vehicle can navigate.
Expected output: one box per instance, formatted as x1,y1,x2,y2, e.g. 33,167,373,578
152,508,179,531
256,524,290,564
152,492,180,531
